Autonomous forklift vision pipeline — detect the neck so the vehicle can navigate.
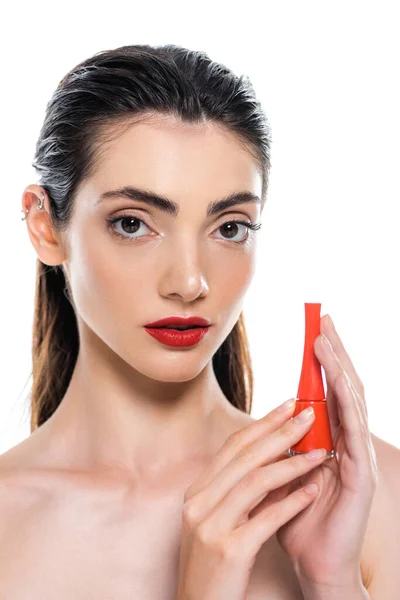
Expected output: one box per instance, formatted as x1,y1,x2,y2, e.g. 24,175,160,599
38,321,238,484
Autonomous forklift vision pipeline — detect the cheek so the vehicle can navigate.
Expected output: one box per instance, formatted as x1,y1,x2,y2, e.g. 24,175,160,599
206,250,256,351
211,248,256,308
68,230,149,340
67,216,257,355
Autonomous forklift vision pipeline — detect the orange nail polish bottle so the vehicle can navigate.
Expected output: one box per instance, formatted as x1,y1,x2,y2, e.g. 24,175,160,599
288,303,336,459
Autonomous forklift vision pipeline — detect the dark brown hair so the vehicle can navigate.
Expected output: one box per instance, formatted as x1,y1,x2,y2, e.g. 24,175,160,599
29,44,272,431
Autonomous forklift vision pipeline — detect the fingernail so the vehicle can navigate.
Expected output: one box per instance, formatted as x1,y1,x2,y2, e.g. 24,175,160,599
327,314,335,331
295,407,315,422
306,448,327,460
277,398,296,412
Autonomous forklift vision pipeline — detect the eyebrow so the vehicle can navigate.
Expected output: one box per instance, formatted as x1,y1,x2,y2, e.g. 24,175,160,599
94,186,261,217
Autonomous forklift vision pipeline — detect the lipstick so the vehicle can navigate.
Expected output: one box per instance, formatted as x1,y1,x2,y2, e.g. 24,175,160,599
143,315,211,348
288,303,335,459
144,326,209,348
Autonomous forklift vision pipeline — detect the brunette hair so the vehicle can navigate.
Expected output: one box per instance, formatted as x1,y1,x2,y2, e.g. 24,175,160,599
29,44,272,431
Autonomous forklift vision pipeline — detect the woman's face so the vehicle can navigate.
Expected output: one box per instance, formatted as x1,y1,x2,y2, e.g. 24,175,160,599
64,114,263,381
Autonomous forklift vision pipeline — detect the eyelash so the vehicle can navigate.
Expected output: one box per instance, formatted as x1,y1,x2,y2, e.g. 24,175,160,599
105,214,262,245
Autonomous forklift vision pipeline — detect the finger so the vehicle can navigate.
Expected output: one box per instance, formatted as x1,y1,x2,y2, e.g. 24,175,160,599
337,371,378,475
313,335,340,441
185,399,297,500
234,483,319,557
314,324,369,429
324,378,341,441
335,371,371,464
183,409,317,522
320,314,365,401
206,450,327,532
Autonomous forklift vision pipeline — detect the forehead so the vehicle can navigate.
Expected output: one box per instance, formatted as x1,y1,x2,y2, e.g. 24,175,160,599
88,114,262,204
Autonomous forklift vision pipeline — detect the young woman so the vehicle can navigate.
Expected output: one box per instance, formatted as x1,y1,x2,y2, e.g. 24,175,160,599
1,44,398,599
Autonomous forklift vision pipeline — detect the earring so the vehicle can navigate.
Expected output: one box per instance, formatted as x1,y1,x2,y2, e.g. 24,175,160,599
21,191,45,221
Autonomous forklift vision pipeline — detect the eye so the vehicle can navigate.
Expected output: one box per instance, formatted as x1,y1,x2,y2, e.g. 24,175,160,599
214,220,262,244
106,215,151,241
106,214,262,244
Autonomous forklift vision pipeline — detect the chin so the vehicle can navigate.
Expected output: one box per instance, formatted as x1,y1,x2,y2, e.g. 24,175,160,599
128,363,209,384
103,332,211,381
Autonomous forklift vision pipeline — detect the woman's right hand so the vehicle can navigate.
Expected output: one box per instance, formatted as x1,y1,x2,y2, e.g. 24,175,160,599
175,399,329,600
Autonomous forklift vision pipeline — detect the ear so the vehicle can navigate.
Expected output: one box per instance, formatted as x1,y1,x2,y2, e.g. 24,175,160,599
22,185,67,267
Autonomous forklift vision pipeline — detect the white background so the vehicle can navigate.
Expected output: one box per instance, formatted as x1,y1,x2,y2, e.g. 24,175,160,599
1,1,399,452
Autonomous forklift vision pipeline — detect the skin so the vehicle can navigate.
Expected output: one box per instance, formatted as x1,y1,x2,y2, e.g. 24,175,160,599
0,113,399,599
24,113,262,477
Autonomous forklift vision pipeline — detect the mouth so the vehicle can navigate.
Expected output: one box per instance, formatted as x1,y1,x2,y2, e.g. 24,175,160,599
144,321,210,347
144,316,211,329
149,325,205,330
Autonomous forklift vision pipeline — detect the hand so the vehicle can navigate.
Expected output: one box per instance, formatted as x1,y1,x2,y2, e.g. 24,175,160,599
175,399,330,600
275,314,378,593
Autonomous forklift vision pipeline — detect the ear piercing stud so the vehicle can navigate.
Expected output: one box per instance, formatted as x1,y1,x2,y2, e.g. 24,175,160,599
21,191,45,221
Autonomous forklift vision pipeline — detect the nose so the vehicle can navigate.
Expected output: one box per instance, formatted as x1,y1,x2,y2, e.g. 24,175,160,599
158,239,209,303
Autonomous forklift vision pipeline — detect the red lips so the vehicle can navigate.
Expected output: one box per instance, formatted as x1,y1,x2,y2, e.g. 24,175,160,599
143,315,211,348
144,316,211,328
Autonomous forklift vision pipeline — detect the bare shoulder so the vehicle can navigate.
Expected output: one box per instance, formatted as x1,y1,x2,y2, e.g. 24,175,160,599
0,437,57,536
371,431,400,479
369,432,400,526
361,432,400,597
